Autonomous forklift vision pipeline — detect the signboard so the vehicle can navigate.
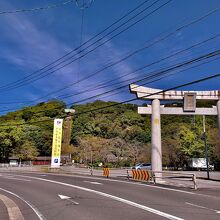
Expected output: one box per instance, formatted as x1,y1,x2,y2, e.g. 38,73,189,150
184,93,196,112
51,119,63,168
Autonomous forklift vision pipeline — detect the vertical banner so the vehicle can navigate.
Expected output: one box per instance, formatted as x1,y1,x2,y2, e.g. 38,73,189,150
51,119,63,168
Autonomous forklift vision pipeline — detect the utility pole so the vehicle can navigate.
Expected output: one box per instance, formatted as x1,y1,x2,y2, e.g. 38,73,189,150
62,109,75,164
203,115,210,179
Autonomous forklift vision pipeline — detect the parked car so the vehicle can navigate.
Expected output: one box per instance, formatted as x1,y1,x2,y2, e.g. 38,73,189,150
132,163,151,170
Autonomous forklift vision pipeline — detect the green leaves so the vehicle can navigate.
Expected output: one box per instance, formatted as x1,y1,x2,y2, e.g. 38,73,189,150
13,140,39,160
178,116,206,158
0,99,219,169
0,100,64,162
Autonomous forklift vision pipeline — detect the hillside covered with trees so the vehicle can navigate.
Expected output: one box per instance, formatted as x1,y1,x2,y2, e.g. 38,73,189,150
0,100,219,169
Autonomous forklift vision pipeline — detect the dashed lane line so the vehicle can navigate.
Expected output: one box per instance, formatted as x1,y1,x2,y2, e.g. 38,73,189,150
185,202,220,214
1,172,219,199
3,177,31,182
83,181,103,185
11,175,184,220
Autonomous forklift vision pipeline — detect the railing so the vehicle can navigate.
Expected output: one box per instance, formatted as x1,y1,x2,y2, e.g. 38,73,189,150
89,168,197,190
152,171,197,190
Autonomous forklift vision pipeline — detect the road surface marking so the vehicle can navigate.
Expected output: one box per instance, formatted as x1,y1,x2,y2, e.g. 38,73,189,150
58,194,79,205
83,181,103,185
4,172,218,199
186,202,220,214
3,177,31,182
15,175,183,220
0,194,24,220
0,187,46,220
62,174,218,198
50,173,198,195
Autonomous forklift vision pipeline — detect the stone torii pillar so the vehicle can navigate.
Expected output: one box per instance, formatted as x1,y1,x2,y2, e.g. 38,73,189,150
151,99,162,174
130,84,220,176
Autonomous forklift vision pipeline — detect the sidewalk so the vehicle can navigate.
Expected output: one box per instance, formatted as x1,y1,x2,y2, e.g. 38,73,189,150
182,170,220,181
195,178,220,197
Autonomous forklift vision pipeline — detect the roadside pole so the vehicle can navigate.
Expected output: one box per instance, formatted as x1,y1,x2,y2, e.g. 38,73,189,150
203,115,209,179
63,109,75,164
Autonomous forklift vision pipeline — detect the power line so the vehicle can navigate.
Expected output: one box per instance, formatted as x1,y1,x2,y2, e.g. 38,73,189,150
1,68,220,127
7,2,219,102
39,36,220,103
76,56,220,102
0,0,74,15
3,0,220,102
0,2,219,111
0,0,153,91
0,34,219,114
0,32,213,108
0,0,172,96
1,0,168,92
0,55,218,115
75,71,220,116
56,33,220,100
70,48,220,105
0,45,219,115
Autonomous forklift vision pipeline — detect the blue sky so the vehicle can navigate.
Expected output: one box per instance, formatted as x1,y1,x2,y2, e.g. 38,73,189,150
0,0,220,114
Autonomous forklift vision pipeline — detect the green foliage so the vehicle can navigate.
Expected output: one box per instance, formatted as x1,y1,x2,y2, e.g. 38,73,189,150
70,101,220,168
22,110,34,121
0,99,219,169
0,100,65,162
13,140,39,160
179,124,204,157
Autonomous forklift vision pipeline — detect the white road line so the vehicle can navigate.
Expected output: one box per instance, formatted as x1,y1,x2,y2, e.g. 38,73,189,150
52,173,197,195
3,177,31,182
83,181,103,185
58,194,79,205
66,174,219,199
0,172,198,197
186,202,220,214
0,187,46,220
14,175,183,220
2,172,218,199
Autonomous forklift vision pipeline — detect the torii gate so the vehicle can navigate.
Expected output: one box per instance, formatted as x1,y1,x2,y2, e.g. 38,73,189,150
130,84,220,175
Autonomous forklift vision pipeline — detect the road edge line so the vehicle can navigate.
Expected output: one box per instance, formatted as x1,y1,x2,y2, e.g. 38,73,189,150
0,187,45,220
15,175,184,220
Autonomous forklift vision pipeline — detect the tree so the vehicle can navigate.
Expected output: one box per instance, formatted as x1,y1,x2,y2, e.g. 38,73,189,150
179,124,204,158
13,140,39,161
207,127,220,168
22,110,34,121
24,125,52,156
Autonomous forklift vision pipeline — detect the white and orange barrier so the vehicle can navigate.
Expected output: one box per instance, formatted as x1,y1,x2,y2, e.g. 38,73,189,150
132,169,151,181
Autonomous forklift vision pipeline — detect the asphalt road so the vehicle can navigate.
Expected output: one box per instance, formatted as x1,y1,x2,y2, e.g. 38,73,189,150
0,172,220,220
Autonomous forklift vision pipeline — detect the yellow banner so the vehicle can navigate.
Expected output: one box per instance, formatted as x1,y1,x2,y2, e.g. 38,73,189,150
51,119,63,167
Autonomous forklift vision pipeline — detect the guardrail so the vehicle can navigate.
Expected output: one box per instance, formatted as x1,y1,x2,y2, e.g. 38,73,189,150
91,168,197,189
152,171,197,190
